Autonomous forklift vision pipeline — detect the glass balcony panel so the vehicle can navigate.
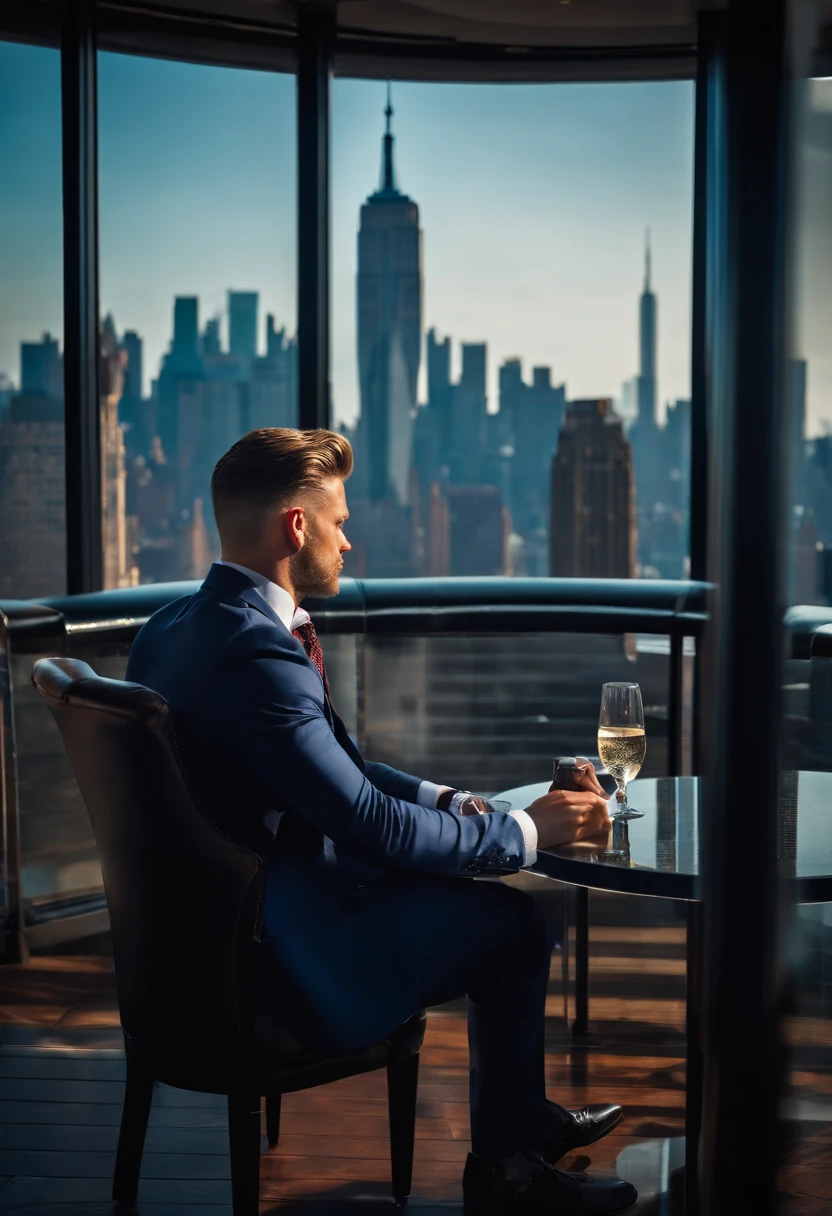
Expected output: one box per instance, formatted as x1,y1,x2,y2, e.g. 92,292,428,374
10,610,690,920
97,53,297,587
332,79,694,580
0,39,65,600
13,648,131,910
360,632,672,792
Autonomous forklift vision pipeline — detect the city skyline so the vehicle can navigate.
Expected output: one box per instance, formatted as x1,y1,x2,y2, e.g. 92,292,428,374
6,43,832,434
3,41,695,428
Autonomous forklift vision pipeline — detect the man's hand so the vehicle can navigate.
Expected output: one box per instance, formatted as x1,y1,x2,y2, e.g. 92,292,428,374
569,760,607,798
523,789,612,850
551,758,607,798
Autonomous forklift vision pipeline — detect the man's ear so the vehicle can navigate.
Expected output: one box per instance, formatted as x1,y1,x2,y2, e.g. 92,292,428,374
285,505,306,553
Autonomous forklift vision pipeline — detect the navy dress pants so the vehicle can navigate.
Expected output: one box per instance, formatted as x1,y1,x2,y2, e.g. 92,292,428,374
278,872,566,1160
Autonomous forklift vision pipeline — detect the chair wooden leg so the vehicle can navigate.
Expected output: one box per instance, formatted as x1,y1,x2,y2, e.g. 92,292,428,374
228,1091,262,1216
265,1092,282,1147
112,1060,154,1207
387,1051,420,1207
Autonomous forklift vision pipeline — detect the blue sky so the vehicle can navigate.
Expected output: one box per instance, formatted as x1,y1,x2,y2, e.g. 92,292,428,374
2,41,703,429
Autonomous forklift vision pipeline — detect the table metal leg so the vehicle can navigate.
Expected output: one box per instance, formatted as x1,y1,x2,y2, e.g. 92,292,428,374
561,886,570,1027
572,887,590,1037
685,901,703,1215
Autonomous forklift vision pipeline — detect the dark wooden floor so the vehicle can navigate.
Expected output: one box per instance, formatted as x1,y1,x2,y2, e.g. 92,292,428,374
0,881,830,1213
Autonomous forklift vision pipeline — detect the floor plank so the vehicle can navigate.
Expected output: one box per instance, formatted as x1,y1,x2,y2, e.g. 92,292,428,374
1,895,829,1213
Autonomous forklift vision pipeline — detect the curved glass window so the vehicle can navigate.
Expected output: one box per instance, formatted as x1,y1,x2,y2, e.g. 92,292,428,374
98,53,297,586
332,79,694,579
0,39,65,600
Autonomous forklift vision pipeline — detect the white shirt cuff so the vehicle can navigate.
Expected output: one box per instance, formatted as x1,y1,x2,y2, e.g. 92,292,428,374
509,809,538,869
417,780,452,808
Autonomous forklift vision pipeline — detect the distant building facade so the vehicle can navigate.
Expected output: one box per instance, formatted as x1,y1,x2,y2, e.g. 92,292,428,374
446,485,509,576
550,398,636,579
228,291,259,364
0,325,136,597
0,392,66,598
356,91,422,505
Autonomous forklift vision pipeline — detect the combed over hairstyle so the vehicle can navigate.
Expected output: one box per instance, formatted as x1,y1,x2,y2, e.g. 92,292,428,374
211,428,353,543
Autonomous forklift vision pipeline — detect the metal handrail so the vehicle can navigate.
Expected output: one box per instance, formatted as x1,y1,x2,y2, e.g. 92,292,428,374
2,577,830,961
1,577,710,649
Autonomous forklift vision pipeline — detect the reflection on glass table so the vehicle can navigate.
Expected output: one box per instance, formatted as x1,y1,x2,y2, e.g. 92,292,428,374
496,773,832,901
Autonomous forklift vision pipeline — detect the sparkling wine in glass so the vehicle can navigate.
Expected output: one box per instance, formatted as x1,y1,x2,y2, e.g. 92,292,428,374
597,682,646,821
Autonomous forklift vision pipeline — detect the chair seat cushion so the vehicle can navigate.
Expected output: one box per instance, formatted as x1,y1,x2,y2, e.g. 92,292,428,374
124,1009,427,1096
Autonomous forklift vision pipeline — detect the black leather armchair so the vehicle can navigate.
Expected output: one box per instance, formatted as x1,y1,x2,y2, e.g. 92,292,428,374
32,657,425,1213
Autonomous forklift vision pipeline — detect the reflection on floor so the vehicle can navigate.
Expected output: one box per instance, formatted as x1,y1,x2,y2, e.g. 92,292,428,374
0,881,829,1213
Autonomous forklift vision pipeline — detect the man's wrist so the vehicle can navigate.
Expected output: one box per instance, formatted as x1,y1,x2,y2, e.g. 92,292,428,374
436,787,458,811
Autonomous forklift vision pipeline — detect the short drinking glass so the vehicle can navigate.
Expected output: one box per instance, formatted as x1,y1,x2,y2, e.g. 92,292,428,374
597,682,646,821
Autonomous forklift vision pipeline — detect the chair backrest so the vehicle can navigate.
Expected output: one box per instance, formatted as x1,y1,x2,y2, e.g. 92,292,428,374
32,657,266,1074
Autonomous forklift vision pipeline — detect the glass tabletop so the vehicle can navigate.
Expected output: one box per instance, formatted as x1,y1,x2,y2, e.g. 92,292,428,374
495,773,832,902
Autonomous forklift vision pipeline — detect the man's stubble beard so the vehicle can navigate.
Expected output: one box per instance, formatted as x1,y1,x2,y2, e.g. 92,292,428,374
290,531,341,600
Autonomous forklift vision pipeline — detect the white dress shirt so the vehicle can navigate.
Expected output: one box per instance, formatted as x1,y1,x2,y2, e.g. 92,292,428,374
218,561,537,867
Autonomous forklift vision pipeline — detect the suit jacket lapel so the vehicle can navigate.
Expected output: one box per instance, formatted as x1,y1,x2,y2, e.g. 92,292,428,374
202,563,335,728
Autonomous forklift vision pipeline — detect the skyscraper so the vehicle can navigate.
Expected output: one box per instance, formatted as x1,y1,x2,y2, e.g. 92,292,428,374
0,394,65,598
121,331,143,403
357,87,422,503
637,229,657,428
228,291,259,362
550,398,636,578
502,358,565,570
789,358,807,483
21,333,62,398
0,332,66,597
100,317,135,589
629,232,660,572
446,484,510,576
202,317,222,357
171,297,200,371
450,343,487,480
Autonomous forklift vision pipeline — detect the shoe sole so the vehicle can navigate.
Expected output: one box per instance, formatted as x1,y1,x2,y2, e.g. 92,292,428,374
462,1189,637,1216
547,1108,625,1164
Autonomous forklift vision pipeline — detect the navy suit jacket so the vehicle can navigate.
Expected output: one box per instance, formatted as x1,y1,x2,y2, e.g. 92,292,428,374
126,564,527,1047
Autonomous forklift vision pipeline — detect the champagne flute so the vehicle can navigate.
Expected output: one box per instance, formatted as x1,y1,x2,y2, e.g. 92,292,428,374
597,682,646,821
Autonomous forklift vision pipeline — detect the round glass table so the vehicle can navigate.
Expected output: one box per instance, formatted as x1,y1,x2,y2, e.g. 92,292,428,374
495,772,832,1211
496,773,832,903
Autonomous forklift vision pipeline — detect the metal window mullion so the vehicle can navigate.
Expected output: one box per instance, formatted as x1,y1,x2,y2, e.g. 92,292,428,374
698,0,791,1211
62,0,103,594
297,3,334,432
688,13,718,585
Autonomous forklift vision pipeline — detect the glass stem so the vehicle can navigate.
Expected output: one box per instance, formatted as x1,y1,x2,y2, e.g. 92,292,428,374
615,782,627,806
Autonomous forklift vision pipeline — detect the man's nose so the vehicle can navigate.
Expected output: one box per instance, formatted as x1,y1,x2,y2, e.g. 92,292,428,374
341,536,351,553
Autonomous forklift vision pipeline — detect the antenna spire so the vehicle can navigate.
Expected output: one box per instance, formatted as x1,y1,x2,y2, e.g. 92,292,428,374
644,227,652,291
379,82,397,193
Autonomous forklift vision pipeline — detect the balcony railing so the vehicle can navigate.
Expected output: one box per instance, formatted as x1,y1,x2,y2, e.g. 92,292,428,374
1,575,828,960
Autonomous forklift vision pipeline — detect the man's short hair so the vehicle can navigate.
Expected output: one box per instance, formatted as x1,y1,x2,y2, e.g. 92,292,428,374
211,428,353,541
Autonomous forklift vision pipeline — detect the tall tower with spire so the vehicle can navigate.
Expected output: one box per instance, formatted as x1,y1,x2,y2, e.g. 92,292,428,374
356,85,423,503
637,229,657,428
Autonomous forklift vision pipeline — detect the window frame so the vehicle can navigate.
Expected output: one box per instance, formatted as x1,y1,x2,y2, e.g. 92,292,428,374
2,0,704,589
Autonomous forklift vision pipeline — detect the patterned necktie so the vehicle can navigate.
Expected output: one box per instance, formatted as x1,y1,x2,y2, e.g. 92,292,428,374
292,619,330,697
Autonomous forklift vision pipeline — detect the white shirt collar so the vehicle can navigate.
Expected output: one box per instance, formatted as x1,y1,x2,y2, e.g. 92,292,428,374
217,561,310,633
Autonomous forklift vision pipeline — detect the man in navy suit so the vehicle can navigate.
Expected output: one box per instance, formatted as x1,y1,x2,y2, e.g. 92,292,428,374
127,428,636,1214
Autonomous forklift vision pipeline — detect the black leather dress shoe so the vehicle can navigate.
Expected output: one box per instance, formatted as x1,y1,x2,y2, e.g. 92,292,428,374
543,1103,624,1164
462,1150,637,1214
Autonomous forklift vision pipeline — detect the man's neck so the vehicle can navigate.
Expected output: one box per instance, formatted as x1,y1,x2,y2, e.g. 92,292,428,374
220,556,298,607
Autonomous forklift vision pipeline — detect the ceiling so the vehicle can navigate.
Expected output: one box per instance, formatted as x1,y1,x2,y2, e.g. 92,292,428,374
7,0,711,79
337,0,701,48
128,0,702,46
